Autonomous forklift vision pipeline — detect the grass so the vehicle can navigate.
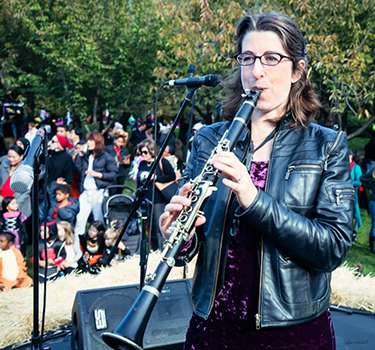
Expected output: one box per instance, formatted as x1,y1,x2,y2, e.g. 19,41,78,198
345,208,375,276
348,137,370,152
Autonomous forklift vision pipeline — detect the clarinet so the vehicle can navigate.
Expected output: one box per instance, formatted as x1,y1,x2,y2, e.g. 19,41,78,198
102,88,262,350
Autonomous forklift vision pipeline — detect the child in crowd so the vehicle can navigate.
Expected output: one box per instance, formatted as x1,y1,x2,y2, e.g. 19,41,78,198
78,221,106,274
48,184,79,226
103,228,131,266
30,220,66,282
0,231,32,291
0,197,27,253
56,221,82,275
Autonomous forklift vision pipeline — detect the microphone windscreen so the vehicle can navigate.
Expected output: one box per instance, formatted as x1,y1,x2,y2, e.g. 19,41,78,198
10,165,34,193
205,75,223,86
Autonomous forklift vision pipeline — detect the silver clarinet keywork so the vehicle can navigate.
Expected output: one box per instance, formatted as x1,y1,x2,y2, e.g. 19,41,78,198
101,88,262,350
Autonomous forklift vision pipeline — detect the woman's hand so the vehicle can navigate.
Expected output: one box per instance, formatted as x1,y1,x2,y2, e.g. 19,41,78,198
85,170,103,179
123,154,131,165
210,151,258,210
159,183,206,240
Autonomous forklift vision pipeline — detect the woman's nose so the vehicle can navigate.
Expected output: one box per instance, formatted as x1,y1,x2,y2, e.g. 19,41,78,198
251,58,265,79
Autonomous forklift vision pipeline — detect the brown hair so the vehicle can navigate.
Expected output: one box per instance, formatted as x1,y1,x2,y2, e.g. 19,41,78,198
138,138,155,158
87,132,105,156
222,11,321,128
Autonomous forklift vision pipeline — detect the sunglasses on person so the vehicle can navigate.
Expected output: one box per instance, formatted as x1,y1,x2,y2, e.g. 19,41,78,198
141,150,149,155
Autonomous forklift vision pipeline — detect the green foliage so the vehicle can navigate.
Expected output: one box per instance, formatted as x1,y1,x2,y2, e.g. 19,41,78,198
0,0,374,128
348,137,370,151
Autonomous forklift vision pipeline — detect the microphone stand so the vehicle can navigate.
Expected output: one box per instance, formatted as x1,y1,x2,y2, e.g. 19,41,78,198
31,137,44,349
184,64,196,168
108,86,198,290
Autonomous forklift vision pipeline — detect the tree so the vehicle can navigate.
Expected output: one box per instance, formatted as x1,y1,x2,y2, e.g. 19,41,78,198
154,0,375,133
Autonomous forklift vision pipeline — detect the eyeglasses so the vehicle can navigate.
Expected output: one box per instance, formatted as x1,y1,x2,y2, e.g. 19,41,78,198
234,52,293,66
141,150,149,155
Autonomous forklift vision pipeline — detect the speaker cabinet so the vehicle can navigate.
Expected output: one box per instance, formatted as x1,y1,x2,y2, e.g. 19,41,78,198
72,279,193,350
330,305,375,349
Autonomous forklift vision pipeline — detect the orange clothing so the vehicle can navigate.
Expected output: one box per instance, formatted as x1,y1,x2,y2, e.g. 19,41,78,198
0,246,32,291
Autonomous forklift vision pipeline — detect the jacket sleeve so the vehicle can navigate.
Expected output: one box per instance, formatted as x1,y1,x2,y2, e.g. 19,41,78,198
235,132,354,272
74,154,86,174
57,201,80,223
100,153,118,182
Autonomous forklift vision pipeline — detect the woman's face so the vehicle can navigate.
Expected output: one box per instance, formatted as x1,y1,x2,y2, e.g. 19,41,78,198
240,31,303,121
140,147,153,162
57,224,66,241
114,137,124,148
8,149,23,166
87,139,96,151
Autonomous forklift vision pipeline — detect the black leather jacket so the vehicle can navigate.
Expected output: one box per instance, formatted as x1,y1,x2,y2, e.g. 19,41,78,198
181,114,354,328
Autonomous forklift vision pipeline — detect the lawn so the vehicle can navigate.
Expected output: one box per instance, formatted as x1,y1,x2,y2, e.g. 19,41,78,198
348,137,370,152
345,208,375,276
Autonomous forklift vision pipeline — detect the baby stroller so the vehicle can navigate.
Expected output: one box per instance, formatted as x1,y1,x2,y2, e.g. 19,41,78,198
102,185,142,255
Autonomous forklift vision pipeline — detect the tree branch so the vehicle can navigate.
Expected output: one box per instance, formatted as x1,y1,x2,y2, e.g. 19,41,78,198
347,114,375,140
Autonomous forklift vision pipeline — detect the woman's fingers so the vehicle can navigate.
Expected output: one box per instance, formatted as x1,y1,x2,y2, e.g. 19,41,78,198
210,152,244,183
160,182,207,238
211,151,258,209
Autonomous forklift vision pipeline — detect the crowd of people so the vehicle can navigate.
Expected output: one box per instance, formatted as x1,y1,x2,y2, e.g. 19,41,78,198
0,110,184,290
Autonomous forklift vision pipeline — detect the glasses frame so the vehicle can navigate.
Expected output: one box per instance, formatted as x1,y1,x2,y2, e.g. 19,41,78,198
234,52,293,67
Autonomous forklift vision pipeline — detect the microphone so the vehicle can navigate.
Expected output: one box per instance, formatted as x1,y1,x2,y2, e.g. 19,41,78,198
10,128,45,193
168,74,222,87
188,63,196,78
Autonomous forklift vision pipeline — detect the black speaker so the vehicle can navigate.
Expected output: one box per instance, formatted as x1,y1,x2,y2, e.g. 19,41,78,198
330,305,375,350
71,279,193,350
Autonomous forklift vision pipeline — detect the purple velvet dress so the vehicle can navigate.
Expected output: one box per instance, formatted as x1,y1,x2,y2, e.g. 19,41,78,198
184,161,335,350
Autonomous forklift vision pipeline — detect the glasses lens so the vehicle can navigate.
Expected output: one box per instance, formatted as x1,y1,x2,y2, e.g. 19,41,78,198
261,53,281,66
141,151,148,155
237,53,255,66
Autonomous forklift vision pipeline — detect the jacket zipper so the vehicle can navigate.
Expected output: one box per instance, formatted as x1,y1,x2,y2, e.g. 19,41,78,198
285,165,322,180
324,131,343,171
255,133,277,330
334,188,354,205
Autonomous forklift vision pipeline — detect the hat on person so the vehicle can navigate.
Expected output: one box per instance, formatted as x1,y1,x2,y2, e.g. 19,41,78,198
192,122,204,131
56,135,73,149
40,220,57,238
17,137,30,150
